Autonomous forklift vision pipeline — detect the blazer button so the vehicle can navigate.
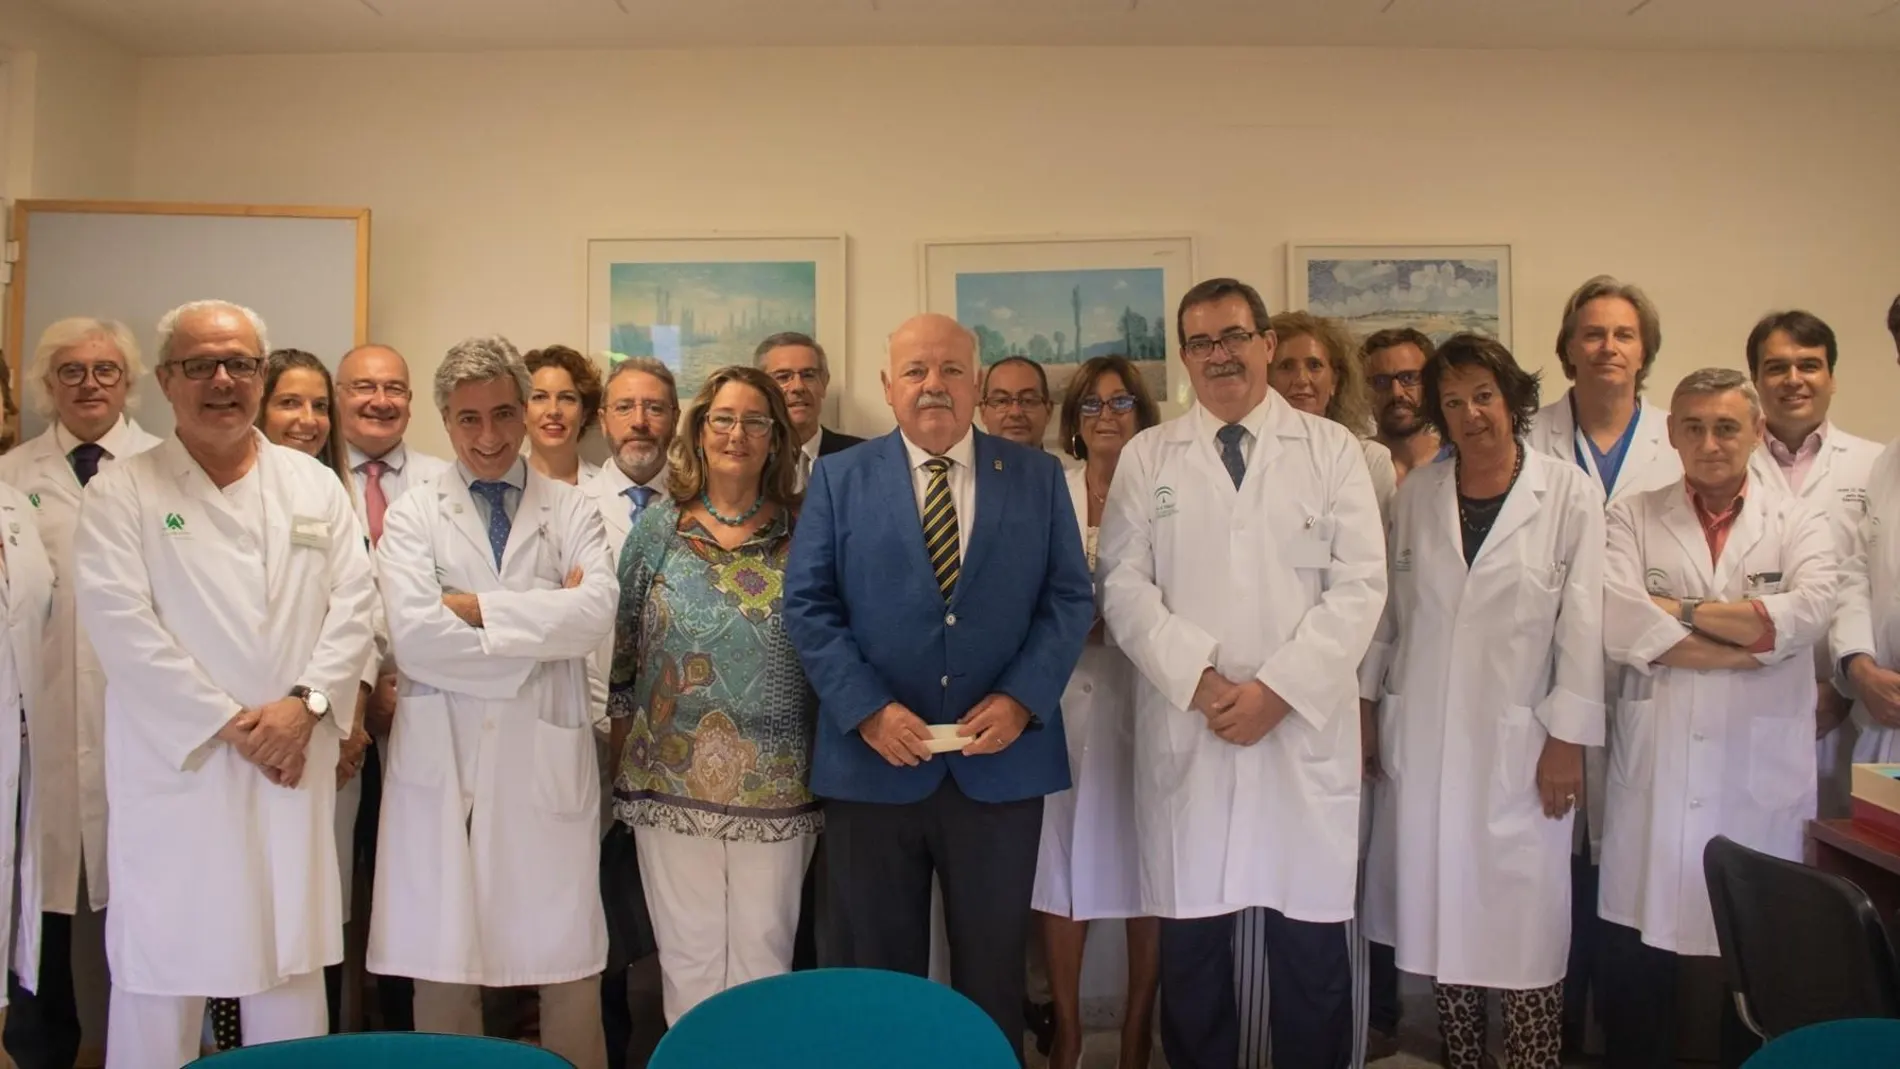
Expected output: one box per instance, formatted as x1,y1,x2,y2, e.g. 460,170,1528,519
946,613,957,626
940,675,950,688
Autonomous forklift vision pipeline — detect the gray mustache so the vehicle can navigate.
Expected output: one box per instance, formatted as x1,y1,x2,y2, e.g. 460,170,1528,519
915,392,954,411
1204,361,1245,379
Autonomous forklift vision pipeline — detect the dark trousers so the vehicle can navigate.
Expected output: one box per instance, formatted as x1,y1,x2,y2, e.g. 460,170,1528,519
825,779,1043,1065
1563,848,1601,1053
1597,920,1760,1069
355,744,414,1031
1160,909,1352,1069
602,968,631,1069
4,911,82,1069
1367,940,1400,1036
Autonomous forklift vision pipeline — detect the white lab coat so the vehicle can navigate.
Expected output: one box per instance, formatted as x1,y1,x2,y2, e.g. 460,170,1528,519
368,467,618,986
1099,396,1387,921
1526,392,1681,859
0,418,163,912
73,435,376,995
0,483,55,1001
1749,424,1885,811
1598,479,1838,956
1832,438,1900,765
1361,438,1399,525
1032,465,1141,920
1360,452,1606,987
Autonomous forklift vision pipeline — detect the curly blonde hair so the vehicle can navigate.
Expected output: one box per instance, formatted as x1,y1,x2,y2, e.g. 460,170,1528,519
1269,311,1373,436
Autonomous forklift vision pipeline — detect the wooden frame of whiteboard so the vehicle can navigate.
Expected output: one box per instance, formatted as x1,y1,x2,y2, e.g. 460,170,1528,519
4,199,371,438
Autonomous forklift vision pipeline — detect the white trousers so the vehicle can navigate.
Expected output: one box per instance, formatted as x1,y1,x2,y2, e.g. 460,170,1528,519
633,826,814,1024
106,969,326,1069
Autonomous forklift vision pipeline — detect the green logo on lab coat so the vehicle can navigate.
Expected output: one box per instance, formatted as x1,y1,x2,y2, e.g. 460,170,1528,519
27,494,39,509
164,512,185,531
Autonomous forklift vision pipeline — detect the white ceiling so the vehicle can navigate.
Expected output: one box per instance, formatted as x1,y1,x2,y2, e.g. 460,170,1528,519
35,0,1900,56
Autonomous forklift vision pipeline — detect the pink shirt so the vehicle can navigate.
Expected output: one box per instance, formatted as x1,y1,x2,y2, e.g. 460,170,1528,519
1766,424,1826,494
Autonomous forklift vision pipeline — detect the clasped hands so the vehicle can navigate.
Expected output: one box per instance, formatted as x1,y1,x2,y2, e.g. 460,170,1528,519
442,565,584,627
1192,668,1291,746
859,694,1031,768
217,697,317,788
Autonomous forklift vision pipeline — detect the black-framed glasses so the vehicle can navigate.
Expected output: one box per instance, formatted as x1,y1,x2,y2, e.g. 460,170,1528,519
705,412,774,439
1183,330,1261,361
55,362,125,387
1078,394,1138,417
168,356,263,381
1369,370,1423,392
982,393,1049,412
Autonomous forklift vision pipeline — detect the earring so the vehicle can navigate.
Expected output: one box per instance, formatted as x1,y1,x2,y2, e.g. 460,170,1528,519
1071,433,1084,458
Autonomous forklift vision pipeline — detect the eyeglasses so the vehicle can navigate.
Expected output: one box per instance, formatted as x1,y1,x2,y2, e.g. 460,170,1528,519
55,362,125,387
982,393,1049,412
705,413,774,439
167,356,263,381
609,400,675,420
342,380,412,401
1182,331,1261,361
1078,394,1138,417
1369,370,1423,392
770,368,825,387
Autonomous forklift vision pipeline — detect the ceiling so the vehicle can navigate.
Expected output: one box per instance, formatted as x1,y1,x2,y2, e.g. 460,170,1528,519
35,0,1900,55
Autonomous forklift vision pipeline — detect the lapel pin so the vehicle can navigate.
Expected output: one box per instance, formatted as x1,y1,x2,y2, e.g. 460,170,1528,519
993,459,1003,471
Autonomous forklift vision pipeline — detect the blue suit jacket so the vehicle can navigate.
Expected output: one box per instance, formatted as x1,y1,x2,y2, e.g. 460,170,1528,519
784,429,1093,805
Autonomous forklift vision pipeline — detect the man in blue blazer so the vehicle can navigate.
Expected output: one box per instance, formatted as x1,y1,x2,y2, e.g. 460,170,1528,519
785,313,1092,1055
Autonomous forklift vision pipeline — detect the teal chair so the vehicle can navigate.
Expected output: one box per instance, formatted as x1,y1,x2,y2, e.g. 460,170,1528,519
647,968,1019,1068
1742,1018,1900,1067
188,1033,573,1067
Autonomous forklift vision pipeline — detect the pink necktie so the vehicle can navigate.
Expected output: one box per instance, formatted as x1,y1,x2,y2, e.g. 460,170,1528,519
363,459,390,545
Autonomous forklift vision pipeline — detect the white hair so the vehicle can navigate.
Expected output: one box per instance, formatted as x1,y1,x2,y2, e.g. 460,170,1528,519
434,335,532,411
155,300,271,364
26,317,145,418
1671,366,1761,420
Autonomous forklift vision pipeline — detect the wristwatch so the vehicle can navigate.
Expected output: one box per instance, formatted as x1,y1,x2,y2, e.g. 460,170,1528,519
1678,597,1703,628
289,685,331,720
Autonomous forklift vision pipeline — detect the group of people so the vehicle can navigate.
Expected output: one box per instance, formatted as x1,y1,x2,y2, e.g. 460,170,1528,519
0,277,1893,1069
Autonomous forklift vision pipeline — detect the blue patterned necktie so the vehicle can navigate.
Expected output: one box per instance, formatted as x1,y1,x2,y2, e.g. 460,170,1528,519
624,485,656,523
70,442,106,487
1216,423,1248,489
469,481,512,568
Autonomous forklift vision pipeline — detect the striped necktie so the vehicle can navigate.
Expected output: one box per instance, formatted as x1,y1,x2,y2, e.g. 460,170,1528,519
921,457,959,601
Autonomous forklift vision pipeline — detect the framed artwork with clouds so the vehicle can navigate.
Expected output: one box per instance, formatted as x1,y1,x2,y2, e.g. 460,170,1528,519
1287,243,1513,349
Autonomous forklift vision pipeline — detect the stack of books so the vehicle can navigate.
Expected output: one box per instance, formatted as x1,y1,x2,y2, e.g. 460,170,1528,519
1851,764,1900,841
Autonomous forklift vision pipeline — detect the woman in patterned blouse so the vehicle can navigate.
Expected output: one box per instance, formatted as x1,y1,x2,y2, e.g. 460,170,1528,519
606,364,818,1024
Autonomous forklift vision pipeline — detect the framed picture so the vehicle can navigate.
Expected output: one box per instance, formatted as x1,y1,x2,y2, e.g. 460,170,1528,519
1287,243,1513,349
586,234,847,418
919,234,1197,432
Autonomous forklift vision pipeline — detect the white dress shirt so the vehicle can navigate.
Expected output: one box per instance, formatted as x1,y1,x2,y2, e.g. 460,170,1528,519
53,415,142,468
901,427,977,563
795,430,824,493
348,441,441,513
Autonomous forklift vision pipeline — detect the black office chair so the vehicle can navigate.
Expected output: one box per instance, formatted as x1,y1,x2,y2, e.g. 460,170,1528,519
1703,834,1900,1039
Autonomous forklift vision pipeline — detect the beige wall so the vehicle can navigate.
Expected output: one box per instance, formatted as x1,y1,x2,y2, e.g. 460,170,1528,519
0,0,137,199
128,46,1900,458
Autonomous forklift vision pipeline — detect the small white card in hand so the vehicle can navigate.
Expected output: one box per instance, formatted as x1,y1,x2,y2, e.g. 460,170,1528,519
924,725,970,754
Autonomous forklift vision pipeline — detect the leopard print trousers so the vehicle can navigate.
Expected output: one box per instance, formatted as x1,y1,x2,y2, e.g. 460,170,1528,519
1433,980,1563,1069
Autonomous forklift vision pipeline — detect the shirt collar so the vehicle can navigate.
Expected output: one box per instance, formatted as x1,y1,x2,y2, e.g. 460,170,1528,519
1688,475,1748,526
901,426,976,473
801,428,824,464
1192,391,1275,445
1765,423,1827,467
595,457,667,496
458,456,528,491
54,415,131,458
349,440,409,474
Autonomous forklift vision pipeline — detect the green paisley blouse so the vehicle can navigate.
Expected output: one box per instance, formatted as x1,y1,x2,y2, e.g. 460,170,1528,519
607,498,820,842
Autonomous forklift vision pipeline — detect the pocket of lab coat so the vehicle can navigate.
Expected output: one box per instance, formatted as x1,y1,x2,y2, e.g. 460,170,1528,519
533,719,600,819
386,693,451,788
1284,516,1336,570
1493,704,1541,799
1608,699,1657,791
1746,716,1813,812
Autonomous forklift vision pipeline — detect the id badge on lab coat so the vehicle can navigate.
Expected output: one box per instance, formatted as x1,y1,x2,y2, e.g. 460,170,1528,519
1286,514,1337,569
1743,570,1785,599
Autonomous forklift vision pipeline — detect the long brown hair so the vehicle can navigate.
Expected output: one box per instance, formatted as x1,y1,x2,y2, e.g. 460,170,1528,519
258,348,350,483
667,365,802,511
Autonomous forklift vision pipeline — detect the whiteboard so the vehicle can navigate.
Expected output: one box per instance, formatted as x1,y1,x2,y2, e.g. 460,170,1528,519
6,201,368,441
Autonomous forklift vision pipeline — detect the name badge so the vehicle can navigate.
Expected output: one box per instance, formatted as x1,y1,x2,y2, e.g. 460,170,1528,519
1744,570,1784,598
290,515,332,549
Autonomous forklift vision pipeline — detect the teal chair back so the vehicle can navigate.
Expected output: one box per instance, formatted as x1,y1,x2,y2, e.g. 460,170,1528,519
188,1032,573,1067
1742,1018,1900,1067
647,968,1019,1068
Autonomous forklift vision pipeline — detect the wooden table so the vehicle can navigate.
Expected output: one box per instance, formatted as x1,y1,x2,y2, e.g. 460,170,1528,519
1805,818,1900,926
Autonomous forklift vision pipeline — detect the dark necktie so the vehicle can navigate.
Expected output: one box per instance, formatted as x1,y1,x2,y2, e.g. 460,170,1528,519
921,458,960,601
469,481,513,568
1216,424,1248,489
70,442,106,488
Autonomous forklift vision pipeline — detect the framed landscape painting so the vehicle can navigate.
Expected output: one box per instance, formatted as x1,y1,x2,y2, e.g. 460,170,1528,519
1288,243,1512,348
920,235,1197,425
587,234,847,419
